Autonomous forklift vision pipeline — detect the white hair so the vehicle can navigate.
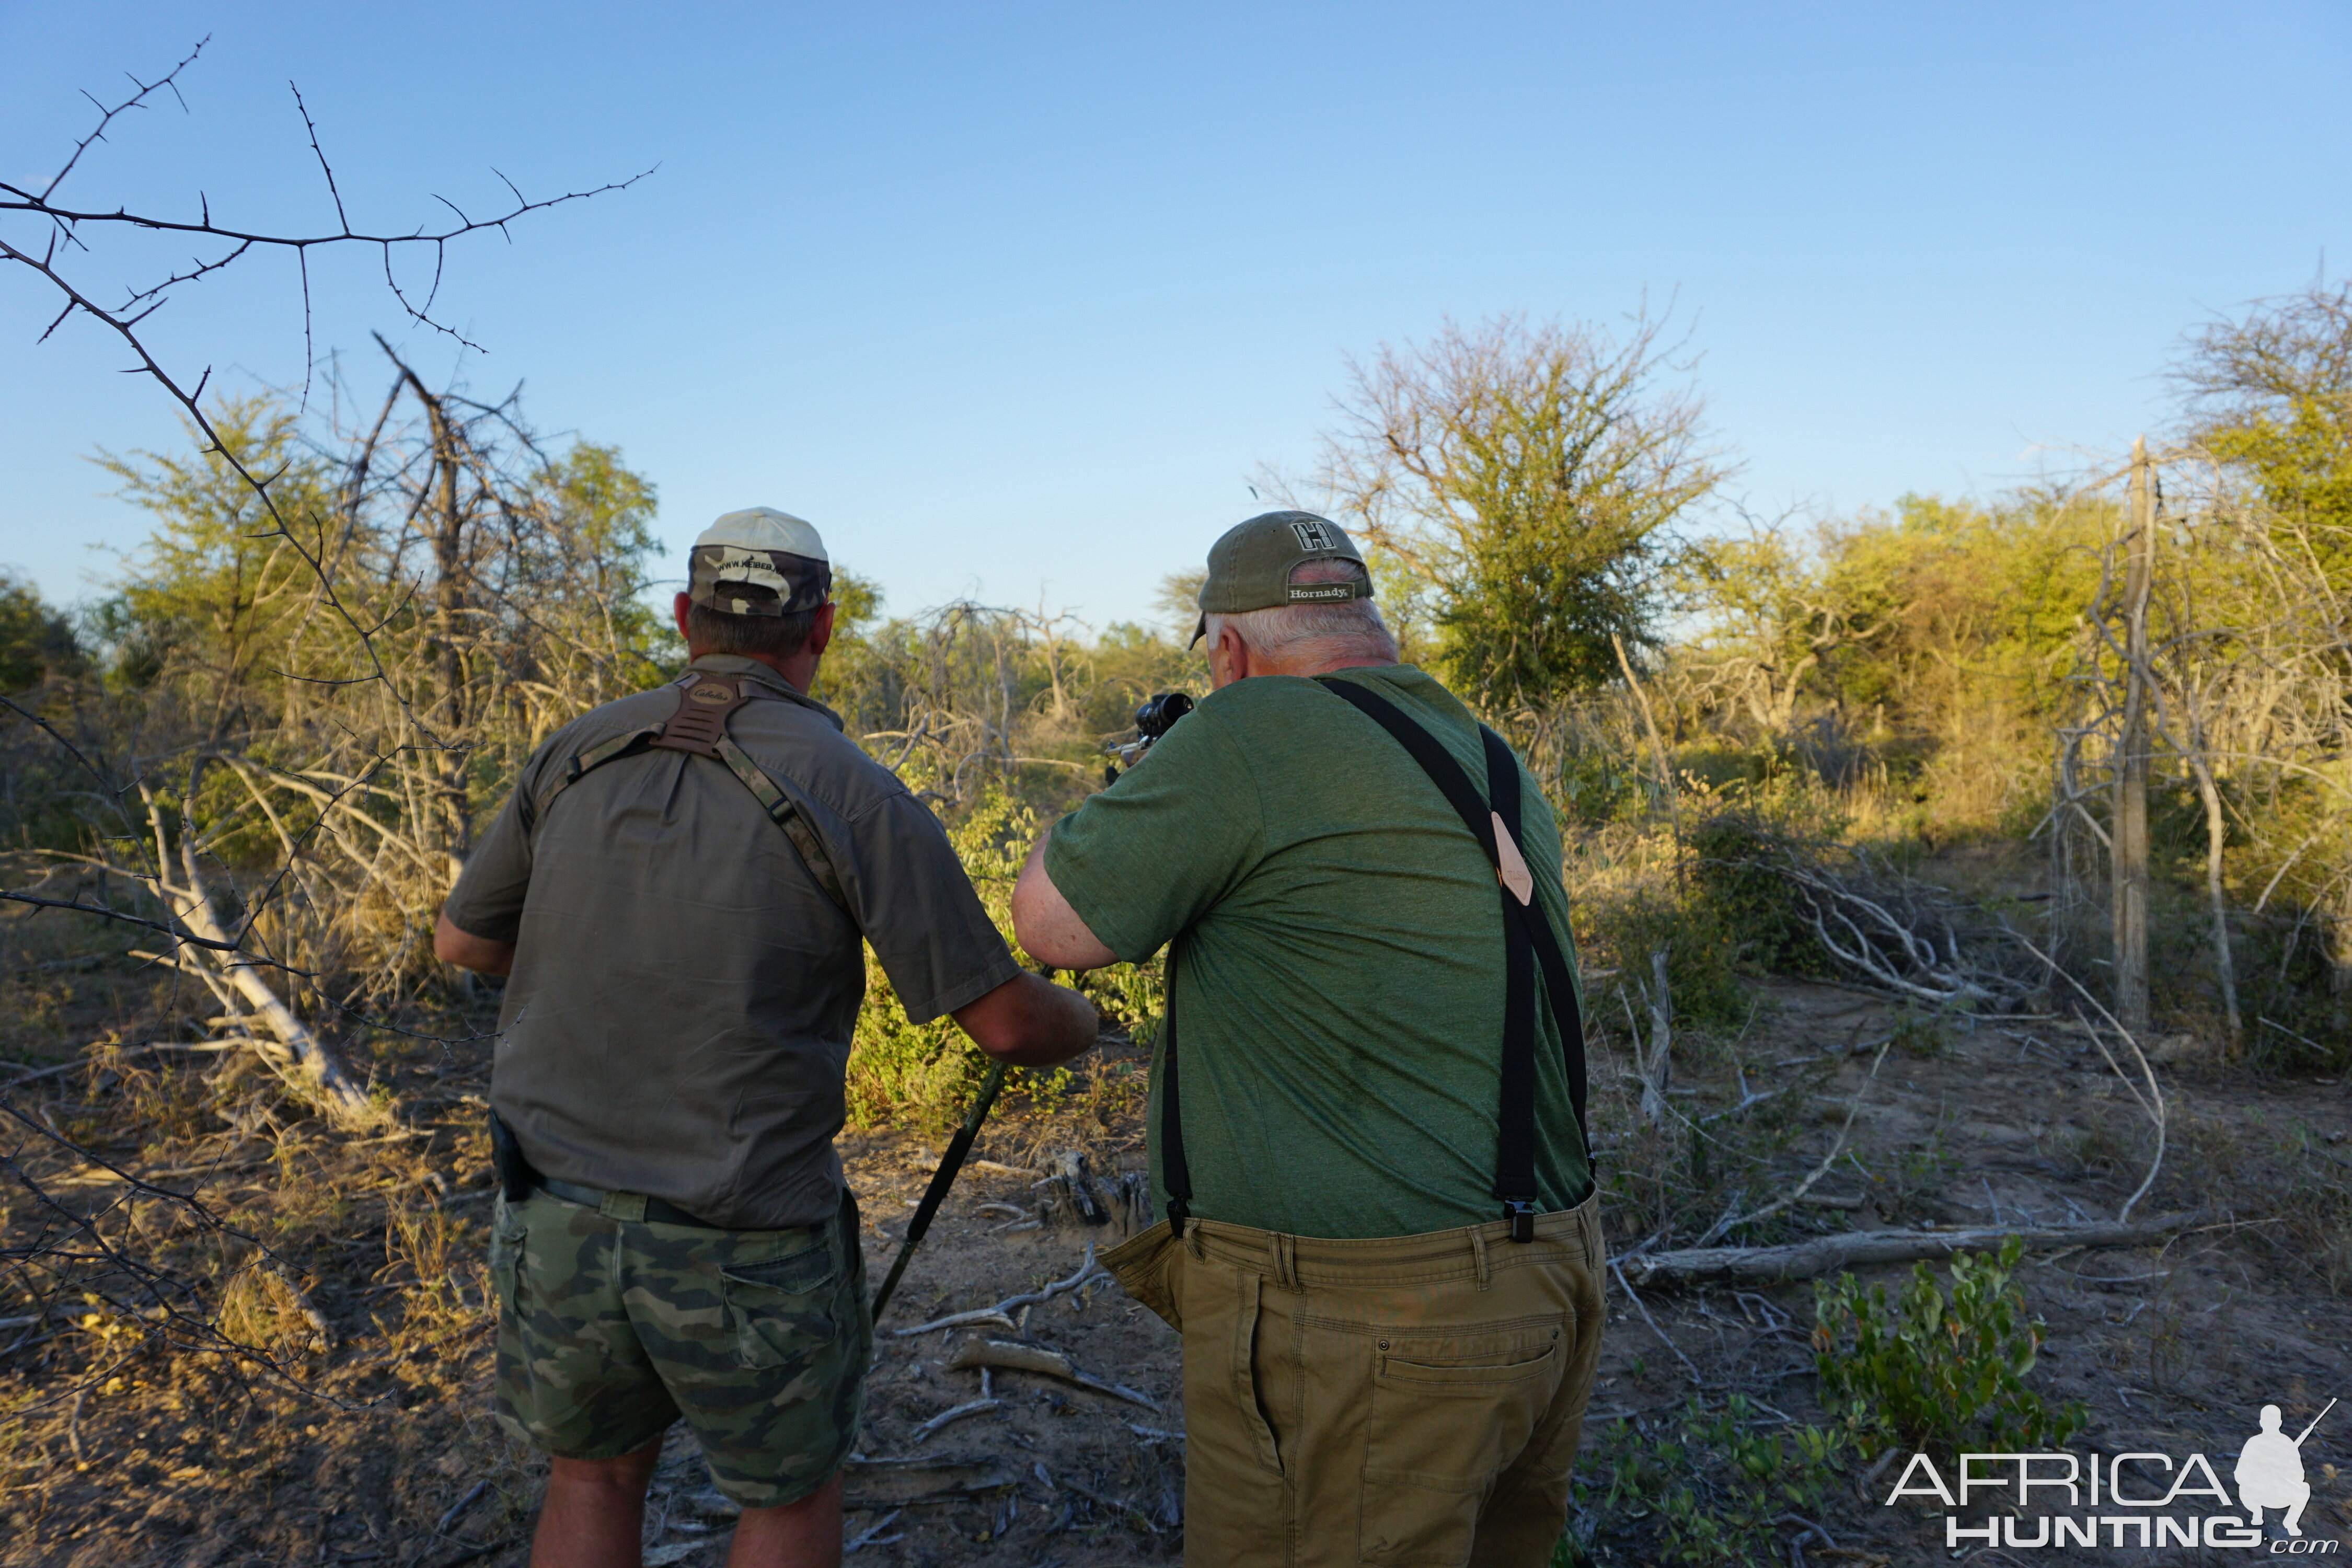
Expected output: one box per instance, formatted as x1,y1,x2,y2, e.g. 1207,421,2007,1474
1205,558,1399,666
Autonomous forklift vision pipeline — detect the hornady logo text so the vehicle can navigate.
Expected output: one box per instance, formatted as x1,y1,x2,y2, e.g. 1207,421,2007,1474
1887,1434,2337,1551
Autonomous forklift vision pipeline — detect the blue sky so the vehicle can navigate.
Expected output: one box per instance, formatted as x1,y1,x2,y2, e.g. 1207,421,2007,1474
3,2,2346,632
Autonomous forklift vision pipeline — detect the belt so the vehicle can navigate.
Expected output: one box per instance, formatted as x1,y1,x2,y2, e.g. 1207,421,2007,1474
530,1174,733,1230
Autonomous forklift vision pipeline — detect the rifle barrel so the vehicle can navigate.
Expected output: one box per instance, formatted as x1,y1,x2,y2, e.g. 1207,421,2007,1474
870,1057,1010,1324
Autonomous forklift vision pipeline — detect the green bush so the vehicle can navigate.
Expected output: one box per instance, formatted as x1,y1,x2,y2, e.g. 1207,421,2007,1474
843,780,1169,1130
1566,1395,1846,1566
1575,890,1749,1032
1811,1235,2086,1458
844,786,1050,1129
1686,811,1831,978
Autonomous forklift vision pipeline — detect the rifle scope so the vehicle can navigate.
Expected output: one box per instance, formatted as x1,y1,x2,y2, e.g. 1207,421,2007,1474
1134,690,1193,740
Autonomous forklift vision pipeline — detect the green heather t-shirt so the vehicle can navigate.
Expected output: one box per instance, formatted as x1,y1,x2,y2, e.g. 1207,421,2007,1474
1044,664,1590,1240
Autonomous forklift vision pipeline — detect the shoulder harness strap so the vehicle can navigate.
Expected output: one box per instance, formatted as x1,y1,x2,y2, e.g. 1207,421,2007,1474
532,672,850,917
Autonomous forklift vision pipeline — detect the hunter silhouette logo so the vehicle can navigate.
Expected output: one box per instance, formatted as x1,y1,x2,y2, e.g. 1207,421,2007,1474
2240,1400,2333,1537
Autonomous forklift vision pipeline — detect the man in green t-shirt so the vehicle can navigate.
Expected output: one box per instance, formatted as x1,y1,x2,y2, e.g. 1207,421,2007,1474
1012,511,1605,1568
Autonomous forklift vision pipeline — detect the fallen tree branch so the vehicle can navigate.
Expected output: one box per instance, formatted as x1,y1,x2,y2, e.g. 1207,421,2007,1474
908,1398,1000,1442
891,1243,1103,1336
944,1338,1159,1411
1618,1209,2217,1289
1608,1261,1705,1385
2010,930,2168,1222
2,1040,244,1088
144,783,382,1128
1713,1038,1891,1238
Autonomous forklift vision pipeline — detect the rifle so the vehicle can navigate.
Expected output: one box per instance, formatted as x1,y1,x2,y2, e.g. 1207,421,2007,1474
869,985,1036,1322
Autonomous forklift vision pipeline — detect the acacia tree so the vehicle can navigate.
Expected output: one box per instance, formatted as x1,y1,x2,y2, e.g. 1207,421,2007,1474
1313,312,1731,714
2176,280,2352,582
95,398,342,744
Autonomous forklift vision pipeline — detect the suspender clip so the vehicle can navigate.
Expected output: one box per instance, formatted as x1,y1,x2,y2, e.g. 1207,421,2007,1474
1502,1196,1537,1243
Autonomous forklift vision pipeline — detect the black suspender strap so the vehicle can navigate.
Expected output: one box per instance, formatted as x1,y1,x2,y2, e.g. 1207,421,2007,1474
1479,724,1589,1165
1156,939,1194,1232
1315,677,1589,1241
529,672,851,918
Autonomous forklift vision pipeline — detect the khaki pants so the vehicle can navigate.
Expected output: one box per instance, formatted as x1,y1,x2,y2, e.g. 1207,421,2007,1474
1104,1196,1606,1568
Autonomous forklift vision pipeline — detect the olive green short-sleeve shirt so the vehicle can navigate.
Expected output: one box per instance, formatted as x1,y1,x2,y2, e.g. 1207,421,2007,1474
1043,665,1589,1240
446,655,1021,1229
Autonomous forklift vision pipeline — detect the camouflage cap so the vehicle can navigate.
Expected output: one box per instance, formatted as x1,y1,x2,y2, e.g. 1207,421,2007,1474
688,508,833,617
1189,510,1371,647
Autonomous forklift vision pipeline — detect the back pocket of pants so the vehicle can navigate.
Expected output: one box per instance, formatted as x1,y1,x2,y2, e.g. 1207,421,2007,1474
1359,1334,1562,1565
720,1238,840,1370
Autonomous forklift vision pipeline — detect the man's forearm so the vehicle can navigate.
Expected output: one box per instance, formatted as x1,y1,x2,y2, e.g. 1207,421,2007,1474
952,970,1099,1066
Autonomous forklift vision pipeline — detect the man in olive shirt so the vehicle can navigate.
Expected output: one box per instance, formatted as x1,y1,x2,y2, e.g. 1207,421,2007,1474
439,507,1096,1568
1013,512,1602,1568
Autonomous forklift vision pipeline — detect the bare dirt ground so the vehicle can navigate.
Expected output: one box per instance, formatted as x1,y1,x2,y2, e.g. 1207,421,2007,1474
4,924,2348,1564
1614,978,2352,1565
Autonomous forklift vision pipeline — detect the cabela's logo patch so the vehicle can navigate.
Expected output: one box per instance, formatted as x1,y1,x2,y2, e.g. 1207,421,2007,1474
689,684,734,704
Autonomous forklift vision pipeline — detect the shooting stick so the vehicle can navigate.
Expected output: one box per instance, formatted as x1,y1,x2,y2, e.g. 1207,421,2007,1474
871,1056,1011,1324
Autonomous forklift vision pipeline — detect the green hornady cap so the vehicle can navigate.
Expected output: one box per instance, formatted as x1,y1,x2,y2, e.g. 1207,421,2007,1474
688,507,833,617
1189,510,1372,647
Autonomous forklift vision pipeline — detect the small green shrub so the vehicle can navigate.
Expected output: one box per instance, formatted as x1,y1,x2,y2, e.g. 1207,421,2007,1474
1567,1395,1846,1566
1575,891,1749,1032
1811,1235,2086,1459
1888,1005,1950,1058
1687,811,1831,978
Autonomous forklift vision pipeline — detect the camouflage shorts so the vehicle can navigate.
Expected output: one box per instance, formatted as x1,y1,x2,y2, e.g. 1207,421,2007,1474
488,1184,869,1508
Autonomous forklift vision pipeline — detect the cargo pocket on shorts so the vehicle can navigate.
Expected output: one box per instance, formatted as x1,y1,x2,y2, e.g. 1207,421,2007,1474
1359,1332,1563,1565
489,1200,529,1318
719,1233,841,1371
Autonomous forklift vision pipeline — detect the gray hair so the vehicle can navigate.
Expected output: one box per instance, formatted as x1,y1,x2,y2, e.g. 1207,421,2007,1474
1205,558,1398,666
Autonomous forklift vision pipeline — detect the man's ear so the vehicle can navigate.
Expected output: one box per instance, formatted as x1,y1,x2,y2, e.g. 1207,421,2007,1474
1211,621,1251,687
673,592,694,643
805,601,837,659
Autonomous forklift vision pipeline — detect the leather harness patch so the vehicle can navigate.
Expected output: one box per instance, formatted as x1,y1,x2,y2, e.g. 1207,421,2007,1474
651,676,753,757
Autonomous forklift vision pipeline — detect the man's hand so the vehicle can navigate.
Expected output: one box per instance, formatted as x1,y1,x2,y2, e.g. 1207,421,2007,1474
435,910,516,976
1010,833,1119,971
952,970,1098,1067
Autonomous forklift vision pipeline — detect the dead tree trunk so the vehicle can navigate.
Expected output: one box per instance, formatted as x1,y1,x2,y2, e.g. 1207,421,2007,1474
380,338,474,871
2186,741,2241,1042
2111,436,2153,1038
144,783,382,1128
